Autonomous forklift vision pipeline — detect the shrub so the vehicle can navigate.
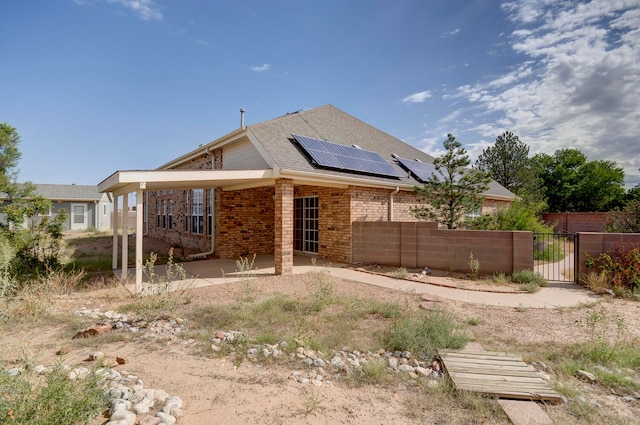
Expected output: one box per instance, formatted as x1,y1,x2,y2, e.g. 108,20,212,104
391,267,409,279
466,200,553,233
533,239,565,262
385,309,469,357
585,243,640,293
605,200,640,233
0,363,107,424
511,269,547,286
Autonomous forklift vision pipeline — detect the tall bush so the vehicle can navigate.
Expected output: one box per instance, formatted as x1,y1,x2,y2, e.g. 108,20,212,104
466,200,553,233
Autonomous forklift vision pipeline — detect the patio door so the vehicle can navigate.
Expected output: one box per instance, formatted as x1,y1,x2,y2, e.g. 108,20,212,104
70,203,87,230
294,196,318,253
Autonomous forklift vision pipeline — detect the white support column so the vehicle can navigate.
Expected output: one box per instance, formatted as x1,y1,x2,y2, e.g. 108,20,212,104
121,193,129,282
135,185,145,294
112,195,119,270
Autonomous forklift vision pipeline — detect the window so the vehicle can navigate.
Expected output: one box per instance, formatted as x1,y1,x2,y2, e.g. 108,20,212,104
184,191,189,232
168,200,173,230
162,200,167,229
294,196,319,253
191,189,204,235
156,200,161,227
466,206,482,219
207,188,213,237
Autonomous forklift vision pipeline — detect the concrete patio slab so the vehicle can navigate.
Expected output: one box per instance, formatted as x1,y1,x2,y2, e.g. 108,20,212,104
121,255,600,308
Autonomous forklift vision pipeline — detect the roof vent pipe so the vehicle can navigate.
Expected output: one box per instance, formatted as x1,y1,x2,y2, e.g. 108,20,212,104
240,108,246,128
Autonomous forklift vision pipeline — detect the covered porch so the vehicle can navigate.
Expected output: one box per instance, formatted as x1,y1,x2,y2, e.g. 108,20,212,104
117,254,340,295
98,169,300,294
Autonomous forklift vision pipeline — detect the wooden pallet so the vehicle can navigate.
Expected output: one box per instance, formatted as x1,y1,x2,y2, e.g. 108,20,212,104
439,350,565,403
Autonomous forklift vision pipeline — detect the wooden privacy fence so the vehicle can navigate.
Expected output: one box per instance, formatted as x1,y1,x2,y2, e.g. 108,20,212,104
352,222,533,275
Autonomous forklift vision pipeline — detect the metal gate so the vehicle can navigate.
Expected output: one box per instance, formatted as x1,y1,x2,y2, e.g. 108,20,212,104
533,233,579,283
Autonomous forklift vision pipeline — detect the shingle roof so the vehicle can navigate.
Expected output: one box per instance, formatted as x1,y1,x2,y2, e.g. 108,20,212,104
34,184,103,201
247,104,515,199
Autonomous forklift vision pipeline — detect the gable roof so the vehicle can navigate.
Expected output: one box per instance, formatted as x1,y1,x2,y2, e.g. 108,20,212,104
245,105,514,199
34,184,104,202
150,104,514,200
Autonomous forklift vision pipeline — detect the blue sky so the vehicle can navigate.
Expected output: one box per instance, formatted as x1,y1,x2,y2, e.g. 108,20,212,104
1,0,639,188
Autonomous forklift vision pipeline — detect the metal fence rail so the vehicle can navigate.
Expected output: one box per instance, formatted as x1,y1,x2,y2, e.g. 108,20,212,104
533,232,578,283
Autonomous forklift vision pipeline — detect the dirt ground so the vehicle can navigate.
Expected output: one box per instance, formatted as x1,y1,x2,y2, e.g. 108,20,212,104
2,234,640,424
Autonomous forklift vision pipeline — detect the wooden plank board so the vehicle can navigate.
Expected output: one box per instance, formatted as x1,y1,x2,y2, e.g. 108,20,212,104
439,350,565,404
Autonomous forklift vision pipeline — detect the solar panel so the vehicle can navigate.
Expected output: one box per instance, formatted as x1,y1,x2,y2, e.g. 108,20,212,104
396,157,445,183
292,134,403,178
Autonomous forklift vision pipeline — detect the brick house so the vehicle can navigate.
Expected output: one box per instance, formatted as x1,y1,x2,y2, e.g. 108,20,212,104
99,105,515,286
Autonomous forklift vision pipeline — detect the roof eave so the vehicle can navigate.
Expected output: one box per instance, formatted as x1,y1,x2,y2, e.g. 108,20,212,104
157,127,248,170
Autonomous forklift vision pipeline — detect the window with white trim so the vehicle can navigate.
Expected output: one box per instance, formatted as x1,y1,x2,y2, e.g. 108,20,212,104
191,189,204,235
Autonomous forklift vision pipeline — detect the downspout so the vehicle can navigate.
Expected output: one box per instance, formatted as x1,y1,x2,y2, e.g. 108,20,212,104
389,187,400,221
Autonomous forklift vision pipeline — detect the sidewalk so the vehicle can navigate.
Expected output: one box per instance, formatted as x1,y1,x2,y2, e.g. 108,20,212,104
124,255,600,309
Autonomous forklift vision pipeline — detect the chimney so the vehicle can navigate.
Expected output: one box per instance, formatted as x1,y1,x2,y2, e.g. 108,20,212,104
240,108,245,128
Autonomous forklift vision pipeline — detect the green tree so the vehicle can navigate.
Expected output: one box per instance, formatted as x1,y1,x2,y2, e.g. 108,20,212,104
475,131,529,192
466,199,553,233
605,200,640,233
0,123,24,197
0,124,67,277
532,149,625,212
411,134,491,229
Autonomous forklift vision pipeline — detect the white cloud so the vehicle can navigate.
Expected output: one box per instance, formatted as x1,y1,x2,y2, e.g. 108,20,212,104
250,63,270,72
107,0,163,21
446,0,640,185
402,90,432,103
75,0,163,21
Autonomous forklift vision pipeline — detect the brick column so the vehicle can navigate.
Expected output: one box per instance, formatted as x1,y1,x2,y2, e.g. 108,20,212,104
275,178,294,275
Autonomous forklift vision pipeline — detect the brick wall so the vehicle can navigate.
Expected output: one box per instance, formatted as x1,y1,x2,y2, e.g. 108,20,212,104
543,212,607,233
147,189,214,252
577,233,640,279
218,186,275,258
352,221,533,274
295,186,351,263
275,179,293,275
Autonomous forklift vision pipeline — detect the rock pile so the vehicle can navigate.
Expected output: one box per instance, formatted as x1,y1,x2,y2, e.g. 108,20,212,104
224,335,445,387
2,363,184,425
75,308,186,340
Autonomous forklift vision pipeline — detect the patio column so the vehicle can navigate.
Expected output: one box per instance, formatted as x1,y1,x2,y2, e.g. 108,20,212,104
121,193,128,281
135,186,145,294
274,178,294,275
112,194,118,270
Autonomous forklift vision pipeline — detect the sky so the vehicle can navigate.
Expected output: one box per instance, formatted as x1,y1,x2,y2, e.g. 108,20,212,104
1,0,639,188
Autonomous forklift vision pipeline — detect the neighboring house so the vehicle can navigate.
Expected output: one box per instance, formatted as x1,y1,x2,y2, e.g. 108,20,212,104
99,104,515,284
32,184,112,231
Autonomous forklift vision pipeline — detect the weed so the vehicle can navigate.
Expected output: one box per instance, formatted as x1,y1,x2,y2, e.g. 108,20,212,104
0,362,107,424
391,267,409,279
467,317,481,326
299,390,324,416
235,253,257,279
367,300,402,319
310,263,334,309
519,281,541,293
346,357,389,386
384,308,469,357
512,269,547,292
534,240,565,262
582,308,626,363
581,270,612,294
492,272,509,285
129,249,192,316
468,252,480,279
514,304,527,312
